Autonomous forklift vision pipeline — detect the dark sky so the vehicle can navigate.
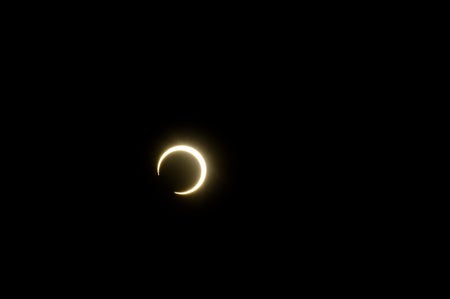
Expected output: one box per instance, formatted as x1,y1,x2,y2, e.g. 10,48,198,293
12,14,390,283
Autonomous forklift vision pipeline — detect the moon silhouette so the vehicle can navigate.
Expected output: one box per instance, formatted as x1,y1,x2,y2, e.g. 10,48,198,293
157,145,207,195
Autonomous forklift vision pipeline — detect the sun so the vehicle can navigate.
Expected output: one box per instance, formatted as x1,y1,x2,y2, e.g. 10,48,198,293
157,145,207,195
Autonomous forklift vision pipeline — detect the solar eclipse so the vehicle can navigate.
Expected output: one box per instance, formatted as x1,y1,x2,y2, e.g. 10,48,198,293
157,145,207,195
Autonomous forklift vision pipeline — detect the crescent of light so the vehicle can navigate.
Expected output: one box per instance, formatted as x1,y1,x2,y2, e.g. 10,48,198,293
157,145,207,195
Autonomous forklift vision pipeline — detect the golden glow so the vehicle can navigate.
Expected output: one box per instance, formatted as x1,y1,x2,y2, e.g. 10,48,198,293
157,145,207,195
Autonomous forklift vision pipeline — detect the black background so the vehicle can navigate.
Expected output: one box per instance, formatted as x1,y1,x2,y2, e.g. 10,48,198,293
7,9,394,286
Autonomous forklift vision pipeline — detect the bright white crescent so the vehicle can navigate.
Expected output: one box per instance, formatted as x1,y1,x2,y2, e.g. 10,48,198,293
157,145,207,195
